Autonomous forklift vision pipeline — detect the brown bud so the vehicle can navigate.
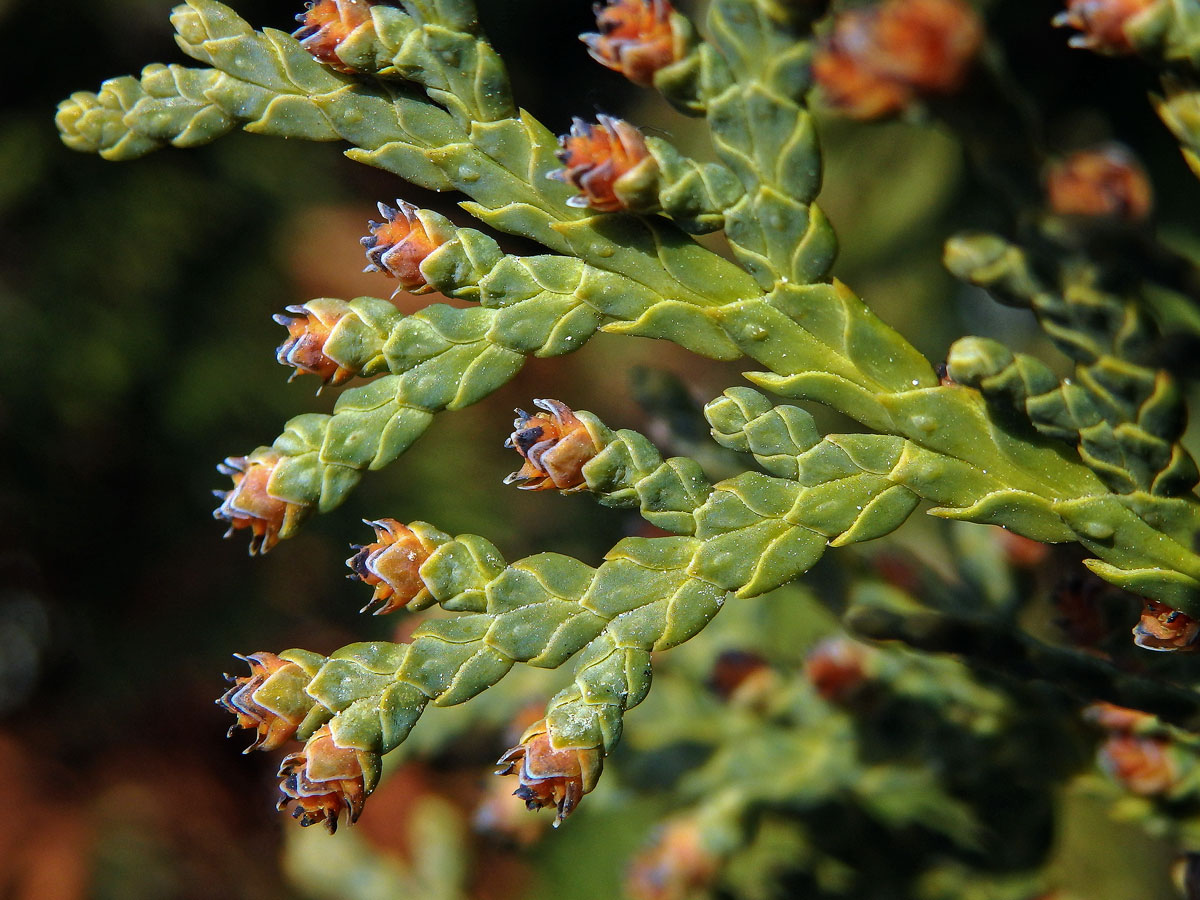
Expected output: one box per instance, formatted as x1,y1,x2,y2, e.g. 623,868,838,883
553,115,657,213
218,652,313,752
804,637,870,703
870,0,984,94
1053,0,1156,54
1098,733,1177,795
707,650,775,704
504,399,600,492
293,0,376,72
361,200,446,293
812,36,913,121
346,518,437,614
472,771,551,847
213,449,309,555
273,303,356,387
871,551,923,593
995,528,1051,568
495,719,602,826
1084,701,1156,734
278,725,379,832
813,0,983,120
627,817,720,900
1045,145,1152,222
582,0,683,87
1134,599,1200,651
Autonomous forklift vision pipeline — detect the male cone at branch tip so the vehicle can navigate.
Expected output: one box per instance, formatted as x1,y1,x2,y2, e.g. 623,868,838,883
1088,700,1179,796
213,450,310,555
1135,599,1200,651
495,719,603,826
1045,144,1152,222
346,518,436,614
217,652,314,752
274,302,357,388
294,0,377,72
804,637,872,704
552,115,658,212
504,399,600,491
1098,733,1178,795
1084,701,1157,734
1053,0,1156,54
627,816,721,900
361,200,447,293
813,0,983,120
582,0,684,87
277,724,380,833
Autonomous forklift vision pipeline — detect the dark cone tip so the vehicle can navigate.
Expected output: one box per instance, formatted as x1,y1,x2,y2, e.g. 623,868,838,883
346,547,373,580
513,426,545,455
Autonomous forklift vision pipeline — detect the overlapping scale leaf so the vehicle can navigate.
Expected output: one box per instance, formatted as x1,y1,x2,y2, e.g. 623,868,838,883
57,0,468,193
252,239,680,517
946,336,1080,443
234,201,767,539
55,64,238,159
580,424,714,535
688,465,918,598
385,19,514,124
704,385,820,478
1155,76,1200,179
644,136,745,234
697,385,1200,609
395,0,481,35
1118,4,1200,69
946,232,1199,498
718,283,938,432
544,635,654,751
61,0,771,315
543,547,726,750
287,527,734,761
699,0,837,287
277,450,773,761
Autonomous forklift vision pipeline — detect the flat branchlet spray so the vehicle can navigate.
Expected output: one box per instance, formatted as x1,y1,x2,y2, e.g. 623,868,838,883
58,0,1200,893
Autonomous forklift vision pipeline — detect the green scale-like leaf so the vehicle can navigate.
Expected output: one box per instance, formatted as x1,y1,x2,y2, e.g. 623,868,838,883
346,5,768,294
62,0,762,303
718,282,939,432
270,414,738,757
55,64,238,160
263,231,704,511
699,390,920,595
1124,2,1200,69
581,421,715,535
946,232,1199,498
946,336,1082,444
643,136,745,234
60,0,1200,723
699,0,838,288
703,387,1200,611
275,531,726,755
58,0,779,548
1156,75,1200,180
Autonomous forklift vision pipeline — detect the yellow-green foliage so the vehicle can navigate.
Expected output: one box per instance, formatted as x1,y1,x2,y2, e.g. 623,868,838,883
56,0,1200,896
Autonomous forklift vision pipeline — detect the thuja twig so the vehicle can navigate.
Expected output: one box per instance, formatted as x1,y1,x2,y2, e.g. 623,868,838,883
57,0,1200,842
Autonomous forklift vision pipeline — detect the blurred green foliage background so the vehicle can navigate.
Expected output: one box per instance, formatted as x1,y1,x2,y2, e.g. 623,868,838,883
5,0,1200,897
